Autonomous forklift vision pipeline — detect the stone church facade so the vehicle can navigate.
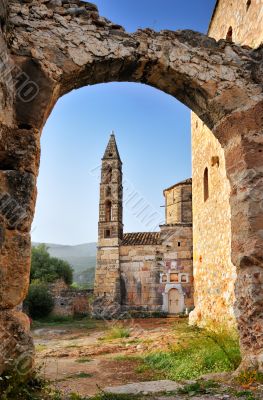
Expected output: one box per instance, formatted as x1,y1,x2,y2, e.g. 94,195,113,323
94,1,263,325
94,134,194,316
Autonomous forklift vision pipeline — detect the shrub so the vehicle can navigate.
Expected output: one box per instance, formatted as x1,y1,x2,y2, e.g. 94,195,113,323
25,281,54,319
236,370,263,386
0,369,62,400
104,325,130,340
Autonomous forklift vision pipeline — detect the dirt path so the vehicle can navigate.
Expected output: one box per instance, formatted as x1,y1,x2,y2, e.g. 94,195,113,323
34,318,177,397
33,318,263,399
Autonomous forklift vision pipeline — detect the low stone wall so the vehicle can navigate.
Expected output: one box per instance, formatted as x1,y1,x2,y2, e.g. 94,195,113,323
49,280,93,317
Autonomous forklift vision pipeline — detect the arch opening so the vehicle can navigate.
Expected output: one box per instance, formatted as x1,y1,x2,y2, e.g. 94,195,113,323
1,0,263,377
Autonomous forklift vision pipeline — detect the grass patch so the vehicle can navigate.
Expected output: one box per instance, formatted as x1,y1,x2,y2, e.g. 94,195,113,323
0,370,63,400
112,355,142,362
32,316,97,330
103,325,130,340
140,322,241,380
75,357,92,364
178,380,220,396
35,344,47,352
126,339,142,345
65,344,82,348
67,372,93,379
135,363,151,374
235,390,257,400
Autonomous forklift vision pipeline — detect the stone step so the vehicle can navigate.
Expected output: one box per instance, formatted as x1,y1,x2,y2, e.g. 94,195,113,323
105,380,182,395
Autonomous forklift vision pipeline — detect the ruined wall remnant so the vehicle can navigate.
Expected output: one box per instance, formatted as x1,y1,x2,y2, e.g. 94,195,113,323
48,279,92,317
0,0,262,375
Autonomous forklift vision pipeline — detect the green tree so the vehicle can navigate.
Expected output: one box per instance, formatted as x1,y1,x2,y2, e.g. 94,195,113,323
25,281,54,319
50,256,73,285
30,244,73,285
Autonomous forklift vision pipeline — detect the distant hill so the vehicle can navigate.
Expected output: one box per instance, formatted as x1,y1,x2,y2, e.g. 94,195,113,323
32,242,97,288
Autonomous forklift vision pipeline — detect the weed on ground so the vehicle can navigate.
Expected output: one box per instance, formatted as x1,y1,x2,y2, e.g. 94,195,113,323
75,357,93,364
140,321,241,380
103,325,130,340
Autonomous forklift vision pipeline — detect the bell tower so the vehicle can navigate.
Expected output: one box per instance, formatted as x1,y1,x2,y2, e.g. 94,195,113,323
93,132,123,316
98,132,123,245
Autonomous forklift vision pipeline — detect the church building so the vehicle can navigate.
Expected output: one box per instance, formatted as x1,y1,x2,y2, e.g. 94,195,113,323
93,133,194,317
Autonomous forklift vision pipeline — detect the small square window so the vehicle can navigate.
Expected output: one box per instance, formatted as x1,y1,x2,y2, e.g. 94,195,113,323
161,274,167,283
104,229,111,238
178,242,181,247
181,275,187,283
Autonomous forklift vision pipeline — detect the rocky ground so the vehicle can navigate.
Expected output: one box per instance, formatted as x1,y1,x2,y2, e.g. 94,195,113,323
33,317,263,399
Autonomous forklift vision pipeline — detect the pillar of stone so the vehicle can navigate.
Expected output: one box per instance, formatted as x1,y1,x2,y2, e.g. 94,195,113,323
221,103,263,372
0,0,35,376
93,133,123,318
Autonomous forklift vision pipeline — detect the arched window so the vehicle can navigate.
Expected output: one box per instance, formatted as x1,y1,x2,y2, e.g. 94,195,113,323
104,166,112,183
226,26,233,41
105,200,112,222
204,167,209,202
246,0,251,11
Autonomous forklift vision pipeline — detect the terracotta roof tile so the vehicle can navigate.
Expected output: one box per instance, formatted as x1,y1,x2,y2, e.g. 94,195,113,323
122,232,160,246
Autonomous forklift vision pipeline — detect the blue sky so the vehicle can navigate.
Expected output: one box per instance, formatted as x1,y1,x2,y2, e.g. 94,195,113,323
32,0,216,245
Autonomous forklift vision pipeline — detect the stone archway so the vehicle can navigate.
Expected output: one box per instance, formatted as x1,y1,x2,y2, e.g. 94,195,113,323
0,0,262,374
163,284,185,314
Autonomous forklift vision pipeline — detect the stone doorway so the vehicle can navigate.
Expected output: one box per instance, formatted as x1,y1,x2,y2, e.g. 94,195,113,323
168,288,182,314
162,284,185,314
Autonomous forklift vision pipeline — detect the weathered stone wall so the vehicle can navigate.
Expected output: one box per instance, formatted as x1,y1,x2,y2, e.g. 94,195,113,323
0,0,35,377
48,279,92,317
119,224,193,313
190,114,236,328
164,181,192,225
159,224,194,312
208,0,263,47
94,246,121,300
190,0,263,342
120,244,163,311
